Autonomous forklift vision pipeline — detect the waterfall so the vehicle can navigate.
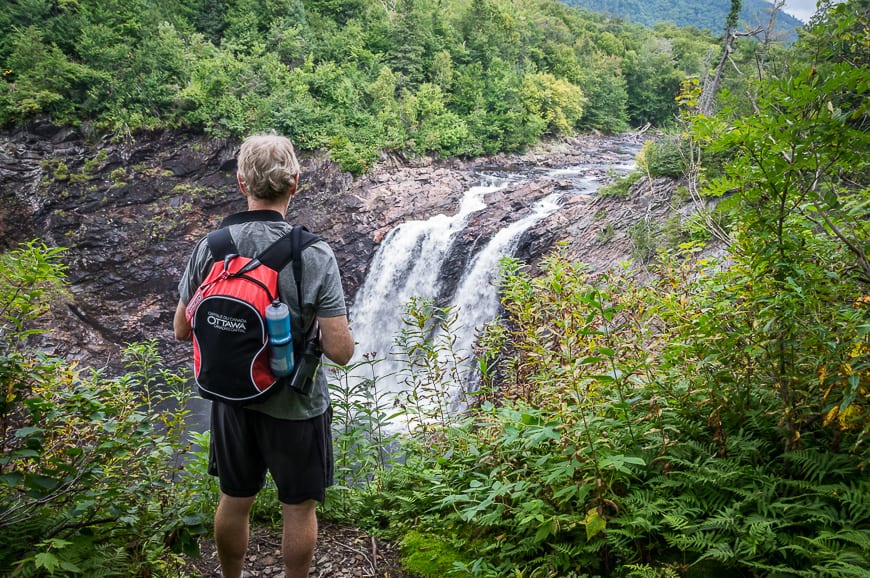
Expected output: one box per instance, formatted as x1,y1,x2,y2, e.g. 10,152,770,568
348,177,510,382
448,193,562,371
346,150,638,416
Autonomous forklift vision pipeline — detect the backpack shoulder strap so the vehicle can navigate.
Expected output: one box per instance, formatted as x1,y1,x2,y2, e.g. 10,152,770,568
291,225,320,308
257,225,321,306
206,227,238,260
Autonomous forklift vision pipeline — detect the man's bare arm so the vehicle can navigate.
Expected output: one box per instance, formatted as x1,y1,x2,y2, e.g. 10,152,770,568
173,299,191,341
317,315,354,365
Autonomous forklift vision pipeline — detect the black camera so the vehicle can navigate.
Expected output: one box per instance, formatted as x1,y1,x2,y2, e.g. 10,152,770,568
288,321,322,396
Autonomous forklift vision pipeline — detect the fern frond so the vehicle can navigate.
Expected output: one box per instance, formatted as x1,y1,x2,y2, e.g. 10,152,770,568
785,450,860,483
621,563,681,578
663,530,720,553
549,541,589,559
838,481,870,524
694,542,736,564
806,558,870,578
739,558,812,576
661,511,697,533
78,543,131,577
799,529,870,561
697,507,741,533
811,529,870,551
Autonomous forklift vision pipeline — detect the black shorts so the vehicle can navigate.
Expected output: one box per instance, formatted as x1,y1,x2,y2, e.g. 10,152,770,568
208,403,334,504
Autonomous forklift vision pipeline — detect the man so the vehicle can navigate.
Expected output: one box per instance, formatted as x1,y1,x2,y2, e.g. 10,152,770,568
173,133,354,578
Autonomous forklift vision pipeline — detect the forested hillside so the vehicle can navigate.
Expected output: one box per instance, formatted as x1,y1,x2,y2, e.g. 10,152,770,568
561,0,803,39
0,0,721,172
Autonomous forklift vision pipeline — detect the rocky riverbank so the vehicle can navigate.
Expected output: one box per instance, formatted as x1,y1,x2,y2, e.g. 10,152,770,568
1,122,671,375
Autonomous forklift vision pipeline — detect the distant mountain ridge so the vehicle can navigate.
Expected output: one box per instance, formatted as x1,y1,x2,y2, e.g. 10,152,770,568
561,0,803,41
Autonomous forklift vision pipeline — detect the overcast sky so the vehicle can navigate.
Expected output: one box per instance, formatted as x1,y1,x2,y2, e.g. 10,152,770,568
780,0,816,22
780,0,843,24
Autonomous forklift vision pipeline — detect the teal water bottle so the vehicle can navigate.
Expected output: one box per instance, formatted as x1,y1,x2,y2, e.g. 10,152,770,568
265,300,294,377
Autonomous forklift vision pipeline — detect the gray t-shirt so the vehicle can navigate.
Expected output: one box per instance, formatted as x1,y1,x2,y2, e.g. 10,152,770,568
178,210,347,420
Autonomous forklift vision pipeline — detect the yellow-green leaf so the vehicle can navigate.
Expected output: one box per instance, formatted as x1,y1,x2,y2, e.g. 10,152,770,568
585,508,606,540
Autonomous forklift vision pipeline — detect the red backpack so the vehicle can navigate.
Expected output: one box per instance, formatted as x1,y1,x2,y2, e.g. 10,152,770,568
185,225,319,405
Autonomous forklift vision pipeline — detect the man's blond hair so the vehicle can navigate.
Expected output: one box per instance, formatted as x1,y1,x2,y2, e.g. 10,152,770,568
237,133,300,201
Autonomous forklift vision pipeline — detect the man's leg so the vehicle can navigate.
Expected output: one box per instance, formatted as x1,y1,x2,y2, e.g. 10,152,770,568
214,493,256,578
281,499,318,578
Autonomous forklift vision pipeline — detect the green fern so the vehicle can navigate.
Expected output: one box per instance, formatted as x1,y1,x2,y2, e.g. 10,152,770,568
785,450,861,484
838,482,870,526
73,543,131,577
620,564,681,578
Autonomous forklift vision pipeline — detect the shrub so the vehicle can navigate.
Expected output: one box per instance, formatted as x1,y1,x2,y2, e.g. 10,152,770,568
334,247,868,576
0,241,206,576
629,219,659,262
598,170,642,198
638,136,690,178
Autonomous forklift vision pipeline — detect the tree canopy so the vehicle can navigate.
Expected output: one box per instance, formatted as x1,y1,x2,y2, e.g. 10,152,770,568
0,0,721,172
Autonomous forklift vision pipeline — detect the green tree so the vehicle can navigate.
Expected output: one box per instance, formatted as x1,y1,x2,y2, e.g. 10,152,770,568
367,65,409,151
520,72,585,136
191,0,230,42
306,0,366,24
0,26,105,126
112,22,192,130
575,52,629,132
264,0,309,65
0,0,717,153
0,1,52,62
386,0,435,89
622,34,683,126
222,0,264,50
689,0,869,447
405,83,470,157
481,57,535,151
459,0,521,68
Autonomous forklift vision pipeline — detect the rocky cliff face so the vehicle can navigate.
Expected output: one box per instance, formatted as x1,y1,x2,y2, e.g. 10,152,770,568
0,122,682,372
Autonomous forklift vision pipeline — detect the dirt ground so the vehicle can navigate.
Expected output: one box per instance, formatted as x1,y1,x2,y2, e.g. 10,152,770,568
181,520,412,578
